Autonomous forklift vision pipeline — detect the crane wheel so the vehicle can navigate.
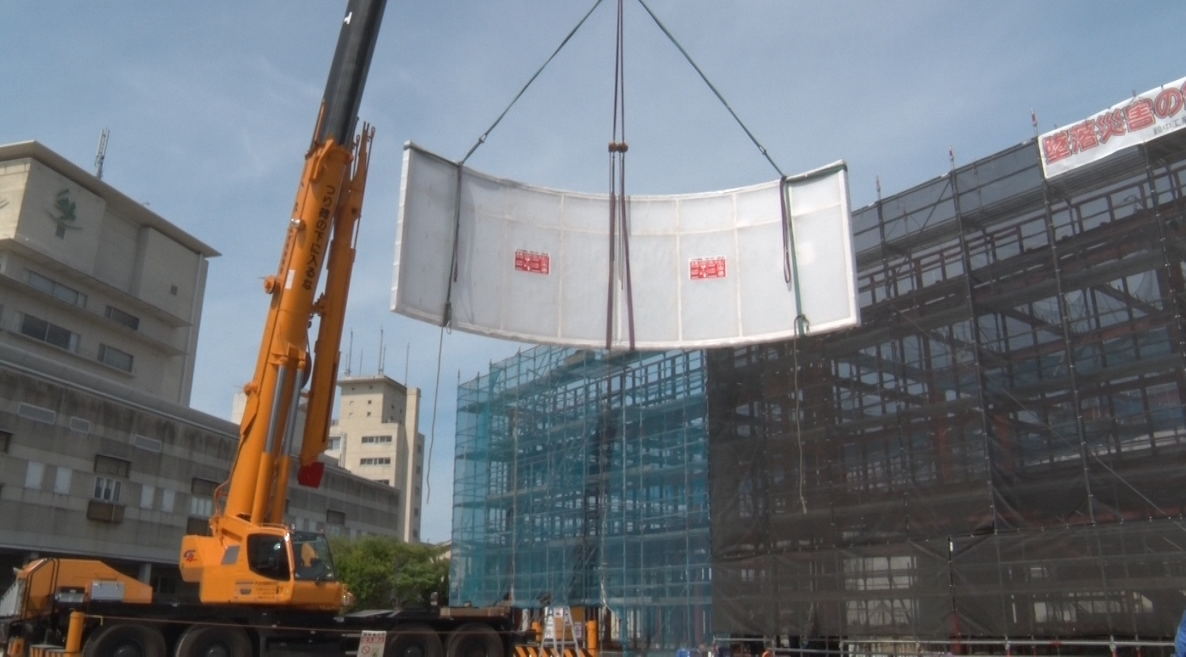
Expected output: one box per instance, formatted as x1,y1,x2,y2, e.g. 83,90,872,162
82,622,166,657
386,624,444,657
174,625,252,657
445,623,503,657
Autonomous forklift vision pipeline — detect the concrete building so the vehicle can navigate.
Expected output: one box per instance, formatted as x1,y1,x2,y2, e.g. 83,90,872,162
327,374,425,542
0,141,211,406
0,141,403,593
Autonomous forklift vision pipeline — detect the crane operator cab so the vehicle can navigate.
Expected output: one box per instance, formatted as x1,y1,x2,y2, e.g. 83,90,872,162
246,532,335,581
293,532,335,581
181,526,350,609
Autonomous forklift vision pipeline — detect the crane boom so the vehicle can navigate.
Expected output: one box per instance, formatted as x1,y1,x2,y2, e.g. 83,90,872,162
179,0,387,610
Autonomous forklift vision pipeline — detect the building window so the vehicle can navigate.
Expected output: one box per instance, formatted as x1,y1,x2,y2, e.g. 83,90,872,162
25,461,45,489
140,484,156,509
17,403,56,425
20,313,79,352
190,478,218,517
359,457,391,466
27,271,87,307
161,489,176,513
0,429,11,452
53,467,72,495
326,509,346,526
69,417,92,434
93,455,129,502
328,436,342,451
132,434,161,452
93,476,121,502
98,344,134,372
361,434,393,444
104,305,140,331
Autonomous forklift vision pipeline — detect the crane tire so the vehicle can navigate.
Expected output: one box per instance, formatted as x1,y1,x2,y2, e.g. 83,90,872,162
83,622,166,657
446,623,503,657
174,624,252,657
387,624,444,657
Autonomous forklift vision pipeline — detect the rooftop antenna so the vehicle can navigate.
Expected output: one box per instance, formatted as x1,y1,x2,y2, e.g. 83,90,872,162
345,329,354,377
93,128,109,180
378,326,386,375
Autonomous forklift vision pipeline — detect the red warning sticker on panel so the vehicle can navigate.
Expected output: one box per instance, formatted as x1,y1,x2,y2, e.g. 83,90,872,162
515,249,551,274
690,256,727,280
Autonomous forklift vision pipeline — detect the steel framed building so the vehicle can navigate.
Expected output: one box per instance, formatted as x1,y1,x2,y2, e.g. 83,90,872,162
709,129,1186,650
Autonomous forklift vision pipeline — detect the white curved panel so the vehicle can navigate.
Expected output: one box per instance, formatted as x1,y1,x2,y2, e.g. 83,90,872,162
392,143,858,349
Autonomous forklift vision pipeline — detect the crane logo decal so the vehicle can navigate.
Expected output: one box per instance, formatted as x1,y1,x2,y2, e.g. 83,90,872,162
47,188,81,238
302,186,336,291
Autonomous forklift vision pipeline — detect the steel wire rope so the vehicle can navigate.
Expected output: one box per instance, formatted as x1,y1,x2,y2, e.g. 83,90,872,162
425,0,604,504
634,0,818,521
633,0,809,301
606,0,637,350
634,0,782,178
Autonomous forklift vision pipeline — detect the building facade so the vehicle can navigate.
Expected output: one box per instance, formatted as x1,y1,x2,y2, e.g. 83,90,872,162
327,375,425,542
0,141,403,593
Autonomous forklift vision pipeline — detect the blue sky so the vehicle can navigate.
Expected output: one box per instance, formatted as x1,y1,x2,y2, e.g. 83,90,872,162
3,1,1184,543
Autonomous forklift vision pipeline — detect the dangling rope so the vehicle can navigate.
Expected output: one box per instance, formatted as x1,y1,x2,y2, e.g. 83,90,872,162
633,0,803,302
635,0,814,514
442,0,605,330
427,0,604,501
606,0,636,350
459,0,605,169
635,0,783,179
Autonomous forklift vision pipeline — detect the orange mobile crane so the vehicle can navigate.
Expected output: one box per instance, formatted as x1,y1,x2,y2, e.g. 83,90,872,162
0,2,521,656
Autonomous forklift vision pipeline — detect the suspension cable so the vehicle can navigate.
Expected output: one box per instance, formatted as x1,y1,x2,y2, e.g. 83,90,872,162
433,2,607,477
606,0,636,350
635,0,784,179
459,0,605,166
443,0,605,331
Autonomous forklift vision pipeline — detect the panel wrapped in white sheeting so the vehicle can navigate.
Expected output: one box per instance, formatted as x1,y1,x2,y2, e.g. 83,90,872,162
392,143,858,349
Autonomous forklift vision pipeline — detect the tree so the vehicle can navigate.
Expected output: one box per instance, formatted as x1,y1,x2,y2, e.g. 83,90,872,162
330,535,449,609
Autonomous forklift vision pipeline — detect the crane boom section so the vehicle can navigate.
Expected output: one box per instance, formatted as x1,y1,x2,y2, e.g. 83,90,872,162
180,0,387,610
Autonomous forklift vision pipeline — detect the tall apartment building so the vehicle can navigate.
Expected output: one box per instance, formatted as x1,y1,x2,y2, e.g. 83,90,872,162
327,374,425,542
0,141,403,592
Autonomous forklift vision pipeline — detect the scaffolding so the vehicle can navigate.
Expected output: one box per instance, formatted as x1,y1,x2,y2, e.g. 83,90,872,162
452,129,1186,655
453,348,712,654
708,130,1186,649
